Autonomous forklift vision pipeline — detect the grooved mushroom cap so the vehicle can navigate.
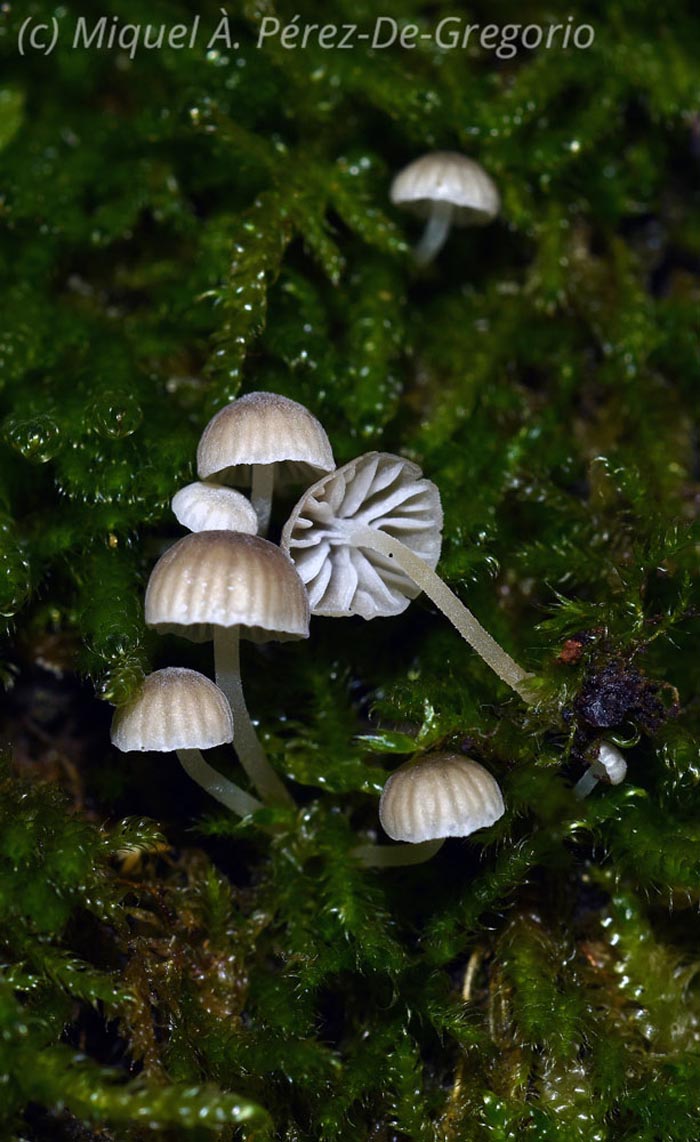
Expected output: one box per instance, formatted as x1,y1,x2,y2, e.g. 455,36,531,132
171,482,258,535
379,753,505,843
196,392,335,486
145,531,310,644
390,151,500,225
111,668,233,752
593,741,628,785
280,451,443,619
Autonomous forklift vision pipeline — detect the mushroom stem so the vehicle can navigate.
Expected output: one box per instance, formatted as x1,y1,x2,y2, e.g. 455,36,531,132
343,522,534,702
176,749,263,816
213,627,295,808
250,464,274,536
414,201,454,265
351,839,444,868
573,767,600,800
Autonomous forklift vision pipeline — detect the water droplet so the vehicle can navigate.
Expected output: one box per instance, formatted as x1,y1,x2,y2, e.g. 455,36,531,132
3,413,62,462
93,391,143,438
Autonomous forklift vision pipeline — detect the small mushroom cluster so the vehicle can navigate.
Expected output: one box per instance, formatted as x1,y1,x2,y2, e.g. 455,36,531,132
113,149,628,849
110,146,629,858
110,388,529,863
111,384,627,862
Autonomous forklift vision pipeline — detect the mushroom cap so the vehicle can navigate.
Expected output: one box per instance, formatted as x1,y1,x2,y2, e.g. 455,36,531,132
197,391,335,487
145,531,310,644
593,741,628,785
390,151,500,226
172,482,258,535
111,668,233,753
379,753,505,843
280,451,443,620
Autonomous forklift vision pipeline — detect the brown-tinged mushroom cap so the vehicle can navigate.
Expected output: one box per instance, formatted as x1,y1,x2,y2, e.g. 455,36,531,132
390,151,500,225
111,668,233,753
281,452,443,619
171,482,258,535
379,753,505,843
196,392,335,487
144,531,310,644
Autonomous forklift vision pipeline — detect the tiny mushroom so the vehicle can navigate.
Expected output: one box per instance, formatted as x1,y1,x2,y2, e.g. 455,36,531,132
354,752,505,868
111,668,262,817
281,451,532,701
197,391,335,535
573,740,628,799
144,531,310,807
172,482,259,535
390,151,500,265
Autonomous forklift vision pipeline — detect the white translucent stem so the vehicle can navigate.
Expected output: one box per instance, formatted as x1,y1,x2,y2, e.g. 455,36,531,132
347,523,533,702
352,838,444,868
573,766,601,800
414,201,453,265
176,749,263,817
251,464,274,536
213,627,295,808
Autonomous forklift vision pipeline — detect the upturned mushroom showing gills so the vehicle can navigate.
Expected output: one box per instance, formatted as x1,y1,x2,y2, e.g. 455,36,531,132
172,482,259,535
110,668,262,817
144,531,310,808
390,151,500,266
573,740,628,799
281,452,532,701
196,391,335,536
354,752,505,868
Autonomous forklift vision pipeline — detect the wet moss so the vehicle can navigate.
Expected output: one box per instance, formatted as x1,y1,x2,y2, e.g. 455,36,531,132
1,0,700,1137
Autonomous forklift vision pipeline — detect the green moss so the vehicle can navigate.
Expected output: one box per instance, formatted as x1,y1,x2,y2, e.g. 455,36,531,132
1,0,700,1137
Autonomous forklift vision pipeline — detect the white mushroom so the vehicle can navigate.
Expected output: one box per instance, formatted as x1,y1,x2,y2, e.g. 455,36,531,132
196,392,335,535
355,752,505,868
111,668,262,817
390,151,500,265
144,531,309,807
172,482,259,534
281,452,532,701
573,740,628,799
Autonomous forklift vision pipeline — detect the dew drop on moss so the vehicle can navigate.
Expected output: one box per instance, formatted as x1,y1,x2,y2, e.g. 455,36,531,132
93,391,143,439
3,413,62,462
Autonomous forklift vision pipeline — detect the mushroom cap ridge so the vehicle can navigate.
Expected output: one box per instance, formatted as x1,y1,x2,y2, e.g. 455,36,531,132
197,391,335,485
145,531,310,643
390,151,500,225
111,667,233,752
379,753,505,843
172,482,259,534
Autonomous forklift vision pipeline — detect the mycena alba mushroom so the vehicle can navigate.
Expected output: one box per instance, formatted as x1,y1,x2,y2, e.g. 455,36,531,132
197,392,335,536
111,668,262,817
172,482,259,535
353,753,505,868
145,531,309,808
390,151,500,266
573,740,628,799
281,452,532,701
